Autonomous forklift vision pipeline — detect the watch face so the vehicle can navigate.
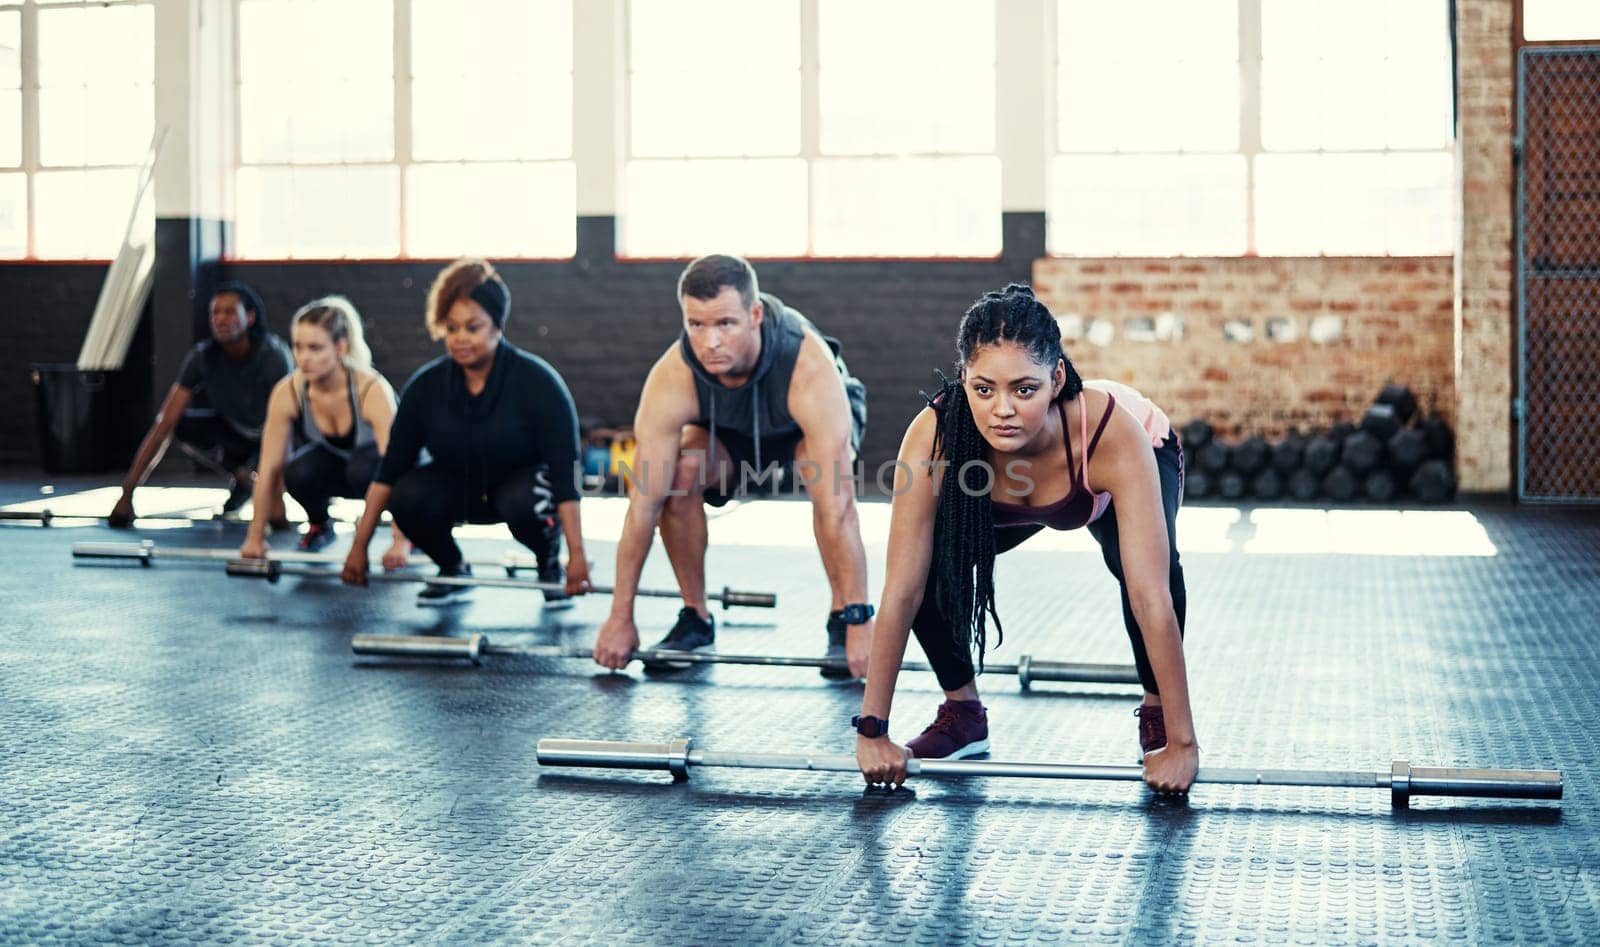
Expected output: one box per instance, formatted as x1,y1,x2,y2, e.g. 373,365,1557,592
854,715,886,738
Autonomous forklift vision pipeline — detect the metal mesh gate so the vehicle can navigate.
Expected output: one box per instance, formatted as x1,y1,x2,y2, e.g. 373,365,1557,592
1518,47,1600,502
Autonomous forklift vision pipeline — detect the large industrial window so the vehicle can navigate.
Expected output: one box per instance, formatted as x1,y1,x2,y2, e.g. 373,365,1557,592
1523,0,1600,41
621,0,1001,259
233,0,574,260
1051,0,1454,257
0,0,155,260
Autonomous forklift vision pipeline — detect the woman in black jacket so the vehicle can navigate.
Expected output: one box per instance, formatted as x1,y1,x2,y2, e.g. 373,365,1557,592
341,259,590,604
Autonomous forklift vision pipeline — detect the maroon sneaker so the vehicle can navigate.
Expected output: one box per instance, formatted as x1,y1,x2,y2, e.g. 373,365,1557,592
907,700,990,760
297,521,336,553
1134,703,1167,756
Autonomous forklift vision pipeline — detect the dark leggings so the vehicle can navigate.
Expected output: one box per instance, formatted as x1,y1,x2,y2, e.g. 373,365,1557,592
283,444,379,525
912,432,1186,694
174,412,259,474
386,464,560,572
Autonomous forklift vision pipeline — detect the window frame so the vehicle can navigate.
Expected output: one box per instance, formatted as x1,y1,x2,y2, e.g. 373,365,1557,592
617,0,1004,261
0,0,156,261
1048,0,1458,258
227,0,578,262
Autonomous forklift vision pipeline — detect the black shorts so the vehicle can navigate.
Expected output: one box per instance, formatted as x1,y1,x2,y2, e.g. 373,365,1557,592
691,426,805,508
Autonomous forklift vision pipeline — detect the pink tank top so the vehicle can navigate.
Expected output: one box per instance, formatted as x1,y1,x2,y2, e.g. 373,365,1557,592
989,382,1171,531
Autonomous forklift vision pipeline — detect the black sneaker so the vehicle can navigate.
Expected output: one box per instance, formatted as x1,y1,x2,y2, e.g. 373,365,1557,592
538,560,572,608
297,520,336,554
221,477,253,516
819,611,852,679
417,563,473,604
641,607,715,671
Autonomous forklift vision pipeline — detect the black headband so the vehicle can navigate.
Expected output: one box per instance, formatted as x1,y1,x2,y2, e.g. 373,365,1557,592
469,278,510,328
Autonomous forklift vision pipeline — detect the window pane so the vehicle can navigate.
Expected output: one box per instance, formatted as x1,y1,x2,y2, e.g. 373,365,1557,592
406,162,575,258
1050,154,1247,256
413,74,571,161
623,159,806,257
813,157,1000,256
629,0,799,157
0,11,18,88
1254,152,1453,255
239,0,393,162
240,79,393,163
37,6,153,87
412,0,571,76
412,0,571,161
235,166,400,259
1058,0,1238,152
0,172,24,258
0,91,18,167
36,5,154,166
1524,0,1600,40
33,168,138,258
1261,0,1451,151
0,13,14,167
818,0,994,155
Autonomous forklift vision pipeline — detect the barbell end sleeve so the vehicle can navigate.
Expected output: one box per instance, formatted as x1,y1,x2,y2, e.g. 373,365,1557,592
225,558,281,583
1391,760,1411,809
536,738,678,772
1405,764,1564,802
1025,661,1143,686
1016,654,1033,691
70,542,151,561
720,587,778,609
668,737,695,783
352,633,486,661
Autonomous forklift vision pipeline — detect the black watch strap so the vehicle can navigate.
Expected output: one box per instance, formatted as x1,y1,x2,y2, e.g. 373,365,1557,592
834,603,875,625
851,714,889,739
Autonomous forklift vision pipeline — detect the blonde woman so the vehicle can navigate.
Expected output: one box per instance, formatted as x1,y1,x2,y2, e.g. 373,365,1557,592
240,296,410,562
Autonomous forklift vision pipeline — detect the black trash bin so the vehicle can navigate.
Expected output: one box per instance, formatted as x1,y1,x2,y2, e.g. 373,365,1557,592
32,364,115,473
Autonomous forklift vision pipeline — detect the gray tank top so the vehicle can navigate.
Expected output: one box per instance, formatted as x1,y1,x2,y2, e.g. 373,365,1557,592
289,370,378,463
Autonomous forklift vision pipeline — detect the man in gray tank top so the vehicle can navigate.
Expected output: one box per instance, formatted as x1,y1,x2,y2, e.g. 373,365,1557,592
592,254,875,678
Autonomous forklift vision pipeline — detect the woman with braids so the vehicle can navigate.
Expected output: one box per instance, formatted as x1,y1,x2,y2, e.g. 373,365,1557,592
853,284,1198,794
239,296,411,559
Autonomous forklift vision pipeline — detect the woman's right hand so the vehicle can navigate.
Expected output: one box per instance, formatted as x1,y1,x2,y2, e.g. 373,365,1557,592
108,496,135,529
856,735,911,789
341,548,369,586
238,535,269,560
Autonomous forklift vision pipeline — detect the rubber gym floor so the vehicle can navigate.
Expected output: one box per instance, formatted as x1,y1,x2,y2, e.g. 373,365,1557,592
1,477,1595,945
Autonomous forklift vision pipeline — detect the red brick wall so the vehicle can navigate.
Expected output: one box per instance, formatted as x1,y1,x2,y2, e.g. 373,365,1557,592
1030,256,1455,439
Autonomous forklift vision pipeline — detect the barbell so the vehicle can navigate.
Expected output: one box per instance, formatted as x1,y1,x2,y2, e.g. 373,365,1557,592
350,633,1141,688
535,737,1563,808
72,541,779,609
228,558,777,609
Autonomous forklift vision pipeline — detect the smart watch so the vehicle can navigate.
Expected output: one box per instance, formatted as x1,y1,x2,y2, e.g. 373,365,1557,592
833,603,875,625
851,714,889,739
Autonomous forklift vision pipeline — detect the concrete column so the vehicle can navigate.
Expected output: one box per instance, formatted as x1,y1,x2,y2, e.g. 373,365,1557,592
150,0,233,402
572,0,623,265
996,0,1050,215
1453,0,1515,494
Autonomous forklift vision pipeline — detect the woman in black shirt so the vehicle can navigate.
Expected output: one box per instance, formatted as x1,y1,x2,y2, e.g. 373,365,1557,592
341,259,590,603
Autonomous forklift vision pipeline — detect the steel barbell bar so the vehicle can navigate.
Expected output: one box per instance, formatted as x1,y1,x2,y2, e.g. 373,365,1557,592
228,558,776,609
76,541,538,573
70,542,777,608
535,737,1563,807
351,633,1140,687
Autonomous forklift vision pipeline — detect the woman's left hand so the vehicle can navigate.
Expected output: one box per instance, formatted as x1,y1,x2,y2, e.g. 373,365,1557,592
564,555,592,596
380,540,411,571
1142,741,1199,794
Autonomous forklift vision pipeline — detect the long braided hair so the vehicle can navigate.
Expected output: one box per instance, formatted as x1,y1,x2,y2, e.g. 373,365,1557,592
930,283,1084,669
